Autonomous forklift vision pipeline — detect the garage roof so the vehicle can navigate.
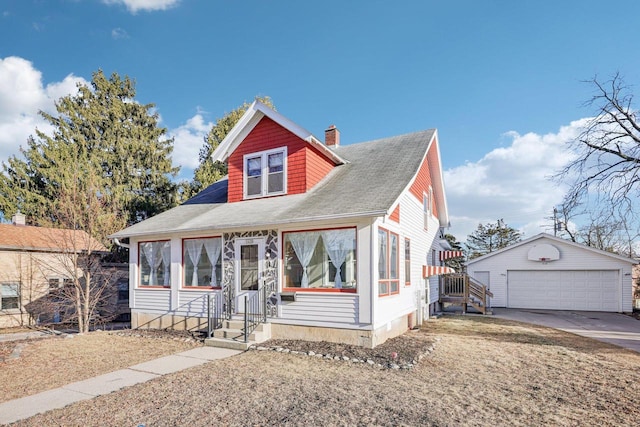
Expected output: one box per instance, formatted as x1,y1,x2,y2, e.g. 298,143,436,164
466,233,637,266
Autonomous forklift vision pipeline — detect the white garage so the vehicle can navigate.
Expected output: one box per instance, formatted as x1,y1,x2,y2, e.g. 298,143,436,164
466,234,636,313
506,270,619,311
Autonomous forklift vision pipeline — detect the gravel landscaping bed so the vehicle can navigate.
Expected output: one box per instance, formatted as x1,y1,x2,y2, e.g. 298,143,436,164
256,329,438,369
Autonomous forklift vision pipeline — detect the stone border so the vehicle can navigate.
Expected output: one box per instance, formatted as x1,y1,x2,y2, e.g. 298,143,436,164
249,337,441,370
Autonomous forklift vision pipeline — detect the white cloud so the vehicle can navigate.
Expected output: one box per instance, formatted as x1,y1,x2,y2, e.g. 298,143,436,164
444,120,588,245
0,56,87,167
102,0,180,13
168,113,213,180
111,27,129,39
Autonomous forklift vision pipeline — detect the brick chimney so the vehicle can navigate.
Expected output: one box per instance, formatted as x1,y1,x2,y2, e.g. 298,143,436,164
12,212,26,226
325,125,340,147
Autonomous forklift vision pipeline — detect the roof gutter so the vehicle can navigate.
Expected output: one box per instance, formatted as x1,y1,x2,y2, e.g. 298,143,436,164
113,237,130,249
109,210,388,240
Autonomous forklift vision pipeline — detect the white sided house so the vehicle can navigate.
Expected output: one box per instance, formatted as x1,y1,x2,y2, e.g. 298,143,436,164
110,101,453,348
466,233,636,313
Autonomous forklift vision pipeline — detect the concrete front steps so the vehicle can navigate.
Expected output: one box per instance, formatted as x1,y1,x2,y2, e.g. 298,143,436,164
204,319,271,351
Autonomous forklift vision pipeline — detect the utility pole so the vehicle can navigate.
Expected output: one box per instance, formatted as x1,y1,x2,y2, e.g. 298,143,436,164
553,207,564,236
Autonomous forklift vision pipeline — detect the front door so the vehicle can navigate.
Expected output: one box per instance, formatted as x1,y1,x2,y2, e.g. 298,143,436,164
235,238,265,313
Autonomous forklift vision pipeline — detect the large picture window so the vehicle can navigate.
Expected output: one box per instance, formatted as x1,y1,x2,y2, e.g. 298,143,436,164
183,237,223,288
139,241,170,287
379,228,399,296
244,147,287,199
283,228,357,292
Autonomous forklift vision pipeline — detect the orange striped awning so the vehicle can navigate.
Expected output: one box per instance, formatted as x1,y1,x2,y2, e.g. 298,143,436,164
423,265,456,277
439,250,464,261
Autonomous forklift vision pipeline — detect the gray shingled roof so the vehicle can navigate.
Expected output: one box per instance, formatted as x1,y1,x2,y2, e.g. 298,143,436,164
110,129,435,238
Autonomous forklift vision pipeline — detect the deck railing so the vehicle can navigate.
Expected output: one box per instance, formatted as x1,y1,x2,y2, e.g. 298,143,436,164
439,273,493,314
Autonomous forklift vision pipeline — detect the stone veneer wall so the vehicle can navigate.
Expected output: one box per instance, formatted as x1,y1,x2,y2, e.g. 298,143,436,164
222,230,279,316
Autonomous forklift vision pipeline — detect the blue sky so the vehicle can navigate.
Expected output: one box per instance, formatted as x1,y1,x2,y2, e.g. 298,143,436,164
2,0,640,242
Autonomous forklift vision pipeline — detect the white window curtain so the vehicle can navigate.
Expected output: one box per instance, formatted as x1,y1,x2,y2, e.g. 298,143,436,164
161,242,171,286
378,230,387,280
321,230,354,289
289,232,320,288
203,238,222,286
141,242,164,285
185,239,204,286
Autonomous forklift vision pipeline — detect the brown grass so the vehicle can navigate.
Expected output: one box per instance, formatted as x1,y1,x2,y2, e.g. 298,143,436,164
0,330,199,403
5,316,640,426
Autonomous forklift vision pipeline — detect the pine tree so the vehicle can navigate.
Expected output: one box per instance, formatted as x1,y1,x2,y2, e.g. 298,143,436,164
466,219,522,259
0,70,179,235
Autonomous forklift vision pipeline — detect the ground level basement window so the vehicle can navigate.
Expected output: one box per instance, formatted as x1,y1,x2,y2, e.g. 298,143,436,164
283,228,357,292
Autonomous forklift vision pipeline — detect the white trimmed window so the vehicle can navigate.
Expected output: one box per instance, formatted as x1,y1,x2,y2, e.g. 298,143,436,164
423,187,432,229
0,282,19,310
244,147,287,199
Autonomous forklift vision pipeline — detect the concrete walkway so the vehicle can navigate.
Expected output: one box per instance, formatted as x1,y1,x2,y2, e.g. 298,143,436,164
492,308,640,353
0,329,59,343
0,346,241,425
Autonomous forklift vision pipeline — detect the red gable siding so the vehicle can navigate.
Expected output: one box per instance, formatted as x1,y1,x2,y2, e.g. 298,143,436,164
409,136,439,220
389,204,400,223
305,144,335,190
227,117,334,202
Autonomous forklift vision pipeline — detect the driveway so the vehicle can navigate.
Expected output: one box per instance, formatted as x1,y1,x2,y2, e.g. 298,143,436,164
492,308,640,353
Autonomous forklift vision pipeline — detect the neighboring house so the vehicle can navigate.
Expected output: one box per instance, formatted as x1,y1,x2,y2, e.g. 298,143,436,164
110,100,452,348
466,233,637,313
0,213,126,328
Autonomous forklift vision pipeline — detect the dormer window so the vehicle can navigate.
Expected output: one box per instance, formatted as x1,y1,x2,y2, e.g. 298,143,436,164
244,147,287,199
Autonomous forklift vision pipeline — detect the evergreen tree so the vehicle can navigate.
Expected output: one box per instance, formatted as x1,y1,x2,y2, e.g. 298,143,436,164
443,233,465,272
0,70,179,236
466,219,522,259
190,96,274,195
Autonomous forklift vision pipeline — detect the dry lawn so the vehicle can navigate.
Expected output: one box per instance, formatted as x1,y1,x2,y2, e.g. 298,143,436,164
0,330,199,403
4,316,640,426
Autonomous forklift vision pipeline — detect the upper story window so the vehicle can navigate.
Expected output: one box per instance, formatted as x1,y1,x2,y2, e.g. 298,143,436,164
244,147,287,199
423,186,433,230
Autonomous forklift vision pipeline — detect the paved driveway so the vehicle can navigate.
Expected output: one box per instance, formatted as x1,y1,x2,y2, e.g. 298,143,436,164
492,308,640,353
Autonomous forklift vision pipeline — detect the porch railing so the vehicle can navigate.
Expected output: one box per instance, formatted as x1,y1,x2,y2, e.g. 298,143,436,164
243,285,267,343
207,283,268,342
207,281,233,338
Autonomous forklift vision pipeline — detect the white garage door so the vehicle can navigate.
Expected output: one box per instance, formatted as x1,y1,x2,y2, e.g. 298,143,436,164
507,270,619,312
